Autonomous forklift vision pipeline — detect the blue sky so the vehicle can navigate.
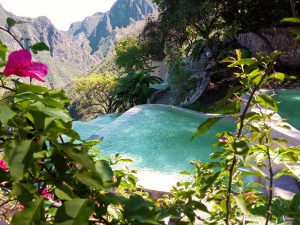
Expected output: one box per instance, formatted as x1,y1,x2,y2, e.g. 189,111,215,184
0,0,117,30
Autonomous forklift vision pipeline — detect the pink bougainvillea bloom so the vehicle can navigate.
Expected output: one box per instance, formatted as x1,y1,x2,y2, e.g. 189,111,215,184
18,204,25,211
0,160,8,172
219,137,228,143
41,188,51,200
3,50,48,82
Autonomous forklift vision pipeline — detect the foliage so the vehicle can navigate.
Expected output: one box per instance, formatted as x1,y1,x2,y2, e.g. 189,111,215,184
140,19,166,61
146,0,228,60
0,18,170,224
221,0,291,33
111,69,162,110
168,47,300,224
89,54,119,75
70,72,117,121
115,37,152,71
164,43,198,105
146,0,294,62
1,14,300,225
0,80,168,224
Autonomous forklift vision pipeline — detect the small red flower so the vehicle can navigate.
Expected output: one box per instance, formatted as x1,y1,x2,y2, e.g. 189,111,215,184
3,50,48,82
0,160,8,172
18,204,25,211
41,188,51,200
219,137,228,143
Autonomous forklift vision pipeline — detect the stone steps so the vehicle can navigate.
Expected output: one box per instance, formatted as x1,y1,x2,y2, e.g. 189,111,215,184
154,91,172,104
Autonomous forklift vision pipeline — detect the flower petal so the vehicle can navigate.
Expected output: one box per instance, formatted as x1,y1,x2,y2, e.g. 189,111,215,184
3,50,32,76
29,62,48,78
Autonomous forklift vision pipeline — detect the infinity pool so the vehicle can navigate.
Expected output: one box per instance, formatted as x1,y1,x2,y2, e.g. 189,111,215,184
276,89,300,130
73,105,233,173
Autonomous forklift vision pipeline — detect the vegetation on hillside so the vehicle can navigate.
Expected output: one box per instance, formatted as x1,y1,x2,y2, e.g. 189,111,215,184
71,73,117,121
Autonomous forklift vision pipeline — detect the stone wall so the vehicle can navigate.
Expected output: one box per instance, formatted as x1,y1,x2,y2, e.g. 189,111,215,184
237,27,300,68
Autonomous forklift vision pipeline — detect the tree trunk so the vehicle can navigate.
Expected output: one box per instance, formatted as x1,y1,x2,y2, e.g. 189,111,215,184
289,0,299,17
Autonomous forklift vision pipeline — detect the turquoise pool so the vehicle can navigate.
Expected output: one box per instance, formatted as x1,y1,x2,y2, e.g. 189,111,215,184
73,105,233,173
73,114,120,140
276,89,300,130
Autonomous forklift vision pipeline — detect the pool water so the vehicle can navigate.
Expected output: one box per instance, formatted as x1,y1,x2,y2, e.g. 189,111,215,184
276,89,300,130
73,105,233,173
73,114,120,140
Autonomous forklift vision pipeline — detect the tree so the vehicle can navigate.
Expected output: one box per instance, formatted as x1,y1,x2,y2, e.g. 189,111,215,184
72,73,117,120
111,69,162,110
221,0,291,33
148,0,228,59
115,37,151,71
146,0,293,61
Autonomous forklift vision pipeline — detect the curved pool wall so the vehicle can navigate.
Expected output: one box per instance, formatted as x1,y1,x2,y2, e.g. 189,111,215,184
73,114,120,140
276,89,300,130
74,105,233,173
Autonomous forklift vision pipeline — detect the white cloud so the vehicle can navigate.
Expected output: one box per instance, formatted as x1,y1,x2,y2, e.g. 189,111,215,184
0,0,117,30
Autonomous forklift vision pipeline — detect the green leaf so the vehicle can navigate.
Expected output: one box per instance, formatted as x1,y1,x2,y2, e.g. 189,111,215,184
17,84,48,94
233,58,257,66
256,94,278,111
233,140,249,156
30,42,50,54
202,172,221,192
281,17,300,23
290,193,300,223
192,117,222,138
75,170,107,190
29,104,72,124
192,200,209,213
12,183,38,204
5,140,37,181
248,164,268,178
61,145,95,170
95,161,114,187
269,72,285,81
244,112,260,121
51,153,69,177
54,199,94,225
122,195,160,224
0,105,16,124
55,184,77,201
248,69,263,85
0,41,8,62
11,197,45,225
221,57,236,63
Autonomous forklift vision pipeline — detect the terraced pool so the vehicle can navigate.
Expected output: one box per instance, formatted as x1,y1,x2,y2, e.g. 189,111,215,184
72,90,299,190
73,105,233,173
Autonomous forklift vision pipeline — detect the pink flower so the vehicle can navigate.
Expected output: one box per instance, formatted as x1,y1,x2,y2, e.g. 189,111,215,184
0,160,8,172
18,204,25,211
219,137,228,143
3,50,48,82
41,188,51,200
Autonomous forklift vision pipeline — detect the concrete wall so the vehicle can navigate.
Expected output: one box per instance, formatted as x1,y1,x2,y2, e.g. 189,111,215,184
151,59,205,81
151,61,168,80
238,27,300,68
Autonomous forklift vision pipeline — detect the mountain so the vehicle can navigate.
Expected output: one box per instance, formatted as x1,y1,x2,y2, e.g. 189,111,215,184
69,12,105,37
0,0,157,88
0,4,98,88
71,0,157,54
